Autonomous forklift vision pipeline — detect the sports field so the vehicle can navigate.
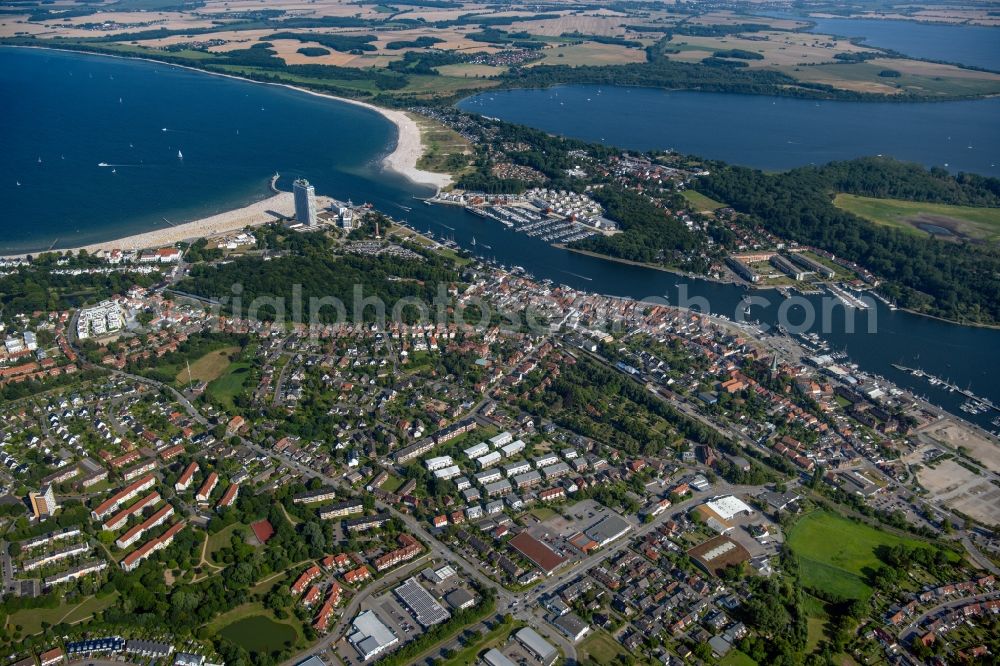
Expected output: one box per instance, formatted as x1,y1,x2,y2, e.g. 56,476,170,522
786,511,928,600
834,194,1000,243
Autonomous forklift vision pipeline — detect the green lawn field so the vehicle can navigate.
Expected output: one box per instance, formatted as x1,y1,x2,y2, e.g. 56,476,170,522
787,511,929,600
682,189,727,212
206,361,252,410
205,523,245,564
719,650,758,666
175,346,239,386
579,629,627,664
7,592,118,635
834,193,1000,243
802,594,830,652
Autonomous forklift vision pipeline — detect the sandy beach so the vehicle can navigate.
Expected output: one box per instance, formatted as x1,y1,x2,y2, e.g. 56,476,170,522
76,192,297,253
285,87,454,191
1,46,453,259
1,193,345,259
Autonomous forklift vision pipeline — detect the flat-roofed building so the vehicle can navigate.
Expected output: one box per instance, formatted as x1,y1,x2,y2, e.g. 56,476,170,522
29,484,58,519
584,514,632,547
687,535,752,577
515,628,557,666
509,532,568,576
552,613,590,642
445,587,476,610
348,610,399,662
394,577,450,627
482,648,517,666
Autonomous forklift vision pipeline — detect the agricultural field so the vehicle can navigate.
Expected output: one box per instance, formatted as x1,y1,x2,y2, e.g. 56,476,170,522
435,63,508,78
834,194,1000,243
787,511,931,600
664,30,878,68
531,42,648,67
781,59,1000,96
4,0,996,106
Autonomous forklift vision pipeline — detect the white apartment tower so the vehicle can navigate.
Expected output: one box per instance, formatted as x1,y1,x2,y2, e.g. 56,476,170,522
293,178,317,227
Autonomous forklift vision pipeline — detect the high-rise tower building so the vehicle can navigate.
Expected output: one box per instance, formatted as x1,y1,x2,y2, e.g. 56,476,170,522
29,484,58,519
293,178,317,227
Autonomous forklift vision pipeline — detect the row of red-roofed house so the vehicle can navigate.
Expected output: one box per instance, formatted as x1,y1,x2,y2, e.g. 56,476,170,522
291,565,322,595
120,521,186,572
887,576,996,625
312,583,343,633
91,474,156,521
102,491,160,531
116,504,175,549
373,534,422,572
916,598,1000,649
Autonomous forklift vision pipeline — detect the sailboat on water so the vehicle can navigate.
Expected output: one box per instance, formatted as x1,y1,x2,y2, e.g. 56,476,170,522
177,150,183,160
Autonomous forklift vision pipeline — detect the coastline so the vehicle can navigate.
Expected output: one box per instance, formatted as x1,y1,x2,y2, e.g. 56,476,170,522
8,45,453,192
0,192,332,259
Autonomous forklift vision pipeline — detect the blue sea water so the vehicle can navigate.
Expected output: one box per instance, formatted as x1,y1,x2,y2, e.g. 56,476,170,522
0,46,417,254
